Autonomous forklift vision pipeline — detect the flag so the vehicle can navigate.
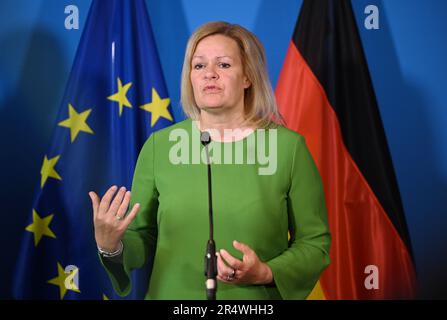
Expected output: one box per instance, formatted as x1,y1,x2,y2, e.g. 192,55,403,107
275,0,417,299
13,0,174,299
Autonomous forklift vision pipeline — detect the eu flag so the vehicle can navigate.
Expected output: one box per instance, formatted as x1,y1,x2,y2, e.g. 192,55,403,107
13,0,174,299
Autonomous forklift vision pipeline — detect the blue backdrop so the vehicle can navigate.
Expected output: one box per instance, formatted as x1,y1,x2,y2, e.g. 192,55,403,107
0,0,446,298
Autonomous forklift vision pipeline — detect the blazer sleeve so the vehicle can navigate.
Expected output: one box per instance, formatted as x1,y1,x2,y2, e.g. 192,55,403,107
99,133,159,297
266,135,331,299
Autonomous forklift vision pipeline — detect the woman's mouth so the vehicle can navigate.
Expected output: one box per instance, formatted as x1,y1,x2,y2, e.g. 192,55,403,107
203,85,222,93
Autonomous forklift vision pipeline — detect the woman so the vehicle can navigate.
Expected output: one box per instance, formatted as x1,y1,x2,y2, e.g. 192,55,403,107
90,21,331,300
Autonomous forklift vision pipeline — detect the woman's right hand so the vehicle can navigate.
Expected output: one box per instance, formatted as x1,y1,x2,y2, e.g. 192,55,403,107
89,185,140,252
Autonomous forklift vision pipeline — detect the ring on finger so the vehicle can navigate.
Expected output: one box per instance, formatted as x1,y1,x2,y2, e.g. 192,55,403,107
226,268,236,281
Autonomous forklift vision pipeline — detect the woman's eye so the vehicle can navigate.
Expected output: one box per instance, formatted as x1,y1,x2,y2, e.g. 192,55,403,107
193,64,204,70
219,63,231,68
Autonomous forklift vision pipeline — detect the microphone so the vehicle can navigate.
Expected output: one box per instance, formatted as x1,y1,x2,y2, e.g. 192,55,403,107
201,131,217,300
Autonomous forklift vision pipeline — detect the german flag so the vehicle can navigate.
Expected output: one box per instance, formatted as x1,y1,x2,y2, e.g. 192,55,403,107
275,0,417,299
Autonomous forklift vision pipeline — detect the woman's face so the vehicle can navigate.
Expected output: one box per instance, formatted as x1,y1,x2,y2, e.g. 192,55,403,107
190,34,251,114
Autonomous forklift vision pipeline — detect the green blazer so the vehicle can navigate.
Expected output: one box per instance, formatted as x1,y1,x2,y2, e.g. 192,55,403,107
100,118,331,299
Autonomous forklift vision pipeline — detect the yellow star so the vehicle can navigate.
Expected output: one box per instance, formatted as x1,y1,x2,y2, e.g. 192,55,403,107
25,209,56,246
40,155,62,188
58,104,94,143
140,88,173,127
107,77,133,116
48,262,81,299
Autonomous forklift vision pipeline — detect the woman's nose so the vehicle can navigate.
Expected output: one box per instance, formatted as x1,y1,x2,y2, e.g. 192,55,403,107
204,66,219,80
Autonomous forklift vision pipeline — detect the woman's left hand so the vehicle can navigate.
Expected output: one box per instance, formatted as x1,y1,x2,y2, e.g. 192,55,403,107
217,240,273,285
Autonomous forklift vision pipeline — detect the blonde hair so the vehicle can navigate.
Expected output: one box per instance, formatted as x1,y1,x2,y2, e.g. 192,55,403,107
180,21,283,128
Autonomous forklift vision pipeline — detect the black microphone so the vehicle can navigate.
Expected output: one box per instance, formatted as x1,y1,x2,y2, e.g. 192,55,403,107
201,131,217,300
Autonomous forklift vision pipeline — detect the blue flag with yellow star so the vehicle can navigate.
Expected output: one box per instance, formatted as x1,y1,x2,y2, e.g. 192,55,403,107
13,0,174,299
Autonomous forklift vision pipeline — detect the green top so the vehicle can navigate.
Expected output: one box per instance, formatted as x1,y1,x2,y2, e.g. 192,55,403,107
100,118,331,300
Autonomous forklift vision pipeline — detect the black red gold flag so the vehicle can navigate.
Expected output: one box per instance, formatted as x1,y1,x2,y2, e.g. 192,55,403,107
276,0,417,299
